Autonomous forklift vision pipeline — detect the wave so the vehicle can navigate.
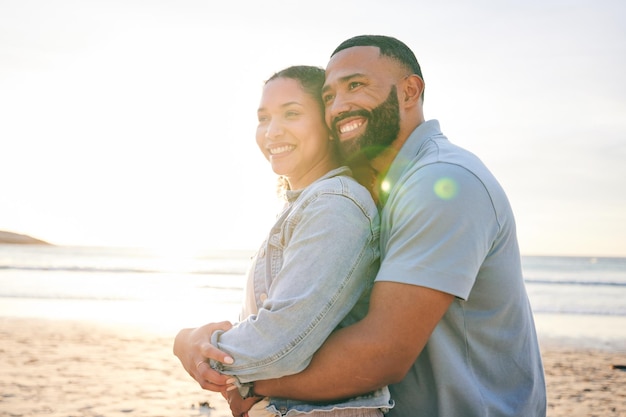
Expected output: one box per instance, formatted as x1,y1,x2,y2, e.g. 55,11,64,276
2,293,622,317
0,265,153,274
532,307,626,317
4,267,621,285
0,265,245,275
0,284,243,302
0,293,137,301
525,278,626,287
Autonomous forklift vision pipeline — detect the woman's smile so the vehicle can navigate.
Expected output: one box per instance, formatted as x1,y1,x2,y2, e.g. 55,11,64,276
268,144,296,156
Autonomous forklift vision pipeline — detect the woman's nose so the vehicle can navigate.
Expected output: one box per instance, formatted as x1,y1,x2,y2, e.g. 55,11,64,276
265,120,284,139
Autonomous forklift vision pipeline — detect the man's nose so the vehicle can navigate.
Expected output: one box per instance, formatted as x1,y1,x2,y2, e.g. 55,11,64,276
326,94,351,123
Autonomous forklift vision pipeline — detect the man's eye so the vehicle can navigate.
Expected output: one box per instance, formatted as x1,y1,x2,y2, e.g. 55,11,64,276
323,94,334,104
348,81,363,90
285,111,299,118
258,116,269,123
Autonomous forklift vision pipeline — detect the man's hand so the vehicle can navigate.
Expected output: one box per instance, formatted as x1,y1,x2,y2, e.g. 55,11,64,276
173,321,236,391
223,389,262,417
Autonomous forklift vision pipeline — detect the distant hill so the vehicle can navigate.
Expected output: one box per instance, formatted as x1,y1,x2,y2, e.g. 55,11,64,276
0,231,51,245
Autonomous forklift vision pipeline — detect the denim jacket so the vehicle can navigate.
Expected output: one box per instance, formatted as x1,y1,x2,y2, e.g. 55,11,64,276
210,167,392,415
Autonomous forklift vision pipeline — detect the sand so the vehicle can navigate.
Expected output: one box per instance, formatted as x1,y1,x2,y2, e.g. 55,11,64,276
1,317,625,417
0,318,229,417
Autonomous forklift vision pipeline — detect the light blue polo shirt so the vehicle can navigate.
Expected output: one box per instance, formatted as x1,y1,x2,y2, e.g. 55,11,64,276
377,120,546,417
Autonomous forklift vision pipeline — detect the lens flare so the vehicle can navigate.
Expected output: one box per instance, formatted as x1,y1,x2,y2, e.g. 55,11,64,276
380,180,391,194
434,177,458,200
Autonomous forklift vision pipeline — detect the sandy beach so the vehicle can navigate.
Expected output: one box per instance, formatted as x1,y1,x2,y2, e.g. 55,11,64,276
0,317,624,417
0,318,229,417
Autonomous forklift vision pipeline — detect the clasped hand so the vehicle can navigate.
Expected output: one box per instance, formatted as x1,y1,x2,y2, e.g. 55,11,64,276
173,321,237,393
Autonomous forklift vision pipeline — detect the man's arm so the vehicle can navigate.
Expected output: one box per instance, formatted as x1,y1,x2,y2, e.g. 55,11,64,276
254,281,454,401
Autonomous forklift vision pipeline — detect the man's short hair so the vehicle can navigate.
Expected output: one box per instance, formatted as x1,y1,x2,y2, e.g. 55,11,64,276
331,35,423,80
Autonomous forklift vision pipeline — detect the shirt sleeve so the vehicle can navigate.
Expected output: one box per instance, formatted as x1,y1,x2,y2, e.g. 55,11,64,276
210,190,379,383
377,162,499,299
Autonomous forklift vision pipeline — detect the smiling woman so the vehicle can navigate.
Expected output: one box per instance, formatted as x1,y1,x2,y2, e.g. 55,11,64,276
174,65,392,417
256,68,336,191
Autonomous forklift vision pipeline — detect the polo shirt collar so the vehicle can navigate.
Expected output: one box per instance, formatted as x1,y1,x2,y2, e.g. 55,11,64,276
378,119,442,207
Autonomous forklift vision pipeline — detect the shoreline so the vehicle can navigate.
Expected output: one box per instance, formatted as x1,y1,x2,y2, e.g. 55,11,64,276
1,316,625,417
534,312,626,352
2,296,625,351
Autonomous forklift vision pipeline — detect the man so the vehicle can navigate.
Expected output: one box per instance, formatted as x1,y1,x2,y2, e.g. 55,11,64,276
175,35,547,416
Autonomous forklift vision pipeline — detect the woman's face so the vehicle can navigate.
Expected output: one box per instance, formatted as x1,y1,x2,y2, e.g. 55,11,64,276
256,77,334,190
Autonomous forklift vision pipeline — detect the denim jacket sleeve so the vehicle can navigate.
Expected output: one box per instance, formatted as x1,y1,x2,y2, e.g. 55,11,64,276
210,176,379,383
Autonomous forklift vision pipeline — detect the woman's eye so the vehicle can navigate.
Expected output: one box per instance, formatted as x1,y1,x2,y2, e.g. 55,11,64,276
285,111,299,118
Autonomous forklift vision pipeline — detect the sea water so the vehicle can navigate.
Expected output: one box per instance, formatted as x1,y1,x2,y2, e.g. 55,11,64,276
0,244,624,349
0,245,250,334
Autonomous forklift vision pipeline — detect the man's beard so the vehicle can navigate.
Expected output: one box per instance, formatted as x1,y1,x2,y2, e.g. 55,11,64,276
332,86,400,161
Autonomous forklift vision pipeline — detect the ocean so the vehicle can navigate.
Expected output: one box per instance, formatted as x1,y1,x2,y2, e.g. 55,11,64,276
1,244,625,350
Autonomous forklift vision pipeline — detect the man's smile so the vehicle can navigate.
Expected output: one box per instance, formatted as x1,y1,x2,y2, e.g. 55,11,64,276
339,119,365,134
334,115,368,139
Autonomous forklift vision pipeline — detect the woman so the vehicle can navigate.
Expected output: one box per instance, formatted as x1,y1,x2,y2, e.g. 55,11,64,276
174,66,392,416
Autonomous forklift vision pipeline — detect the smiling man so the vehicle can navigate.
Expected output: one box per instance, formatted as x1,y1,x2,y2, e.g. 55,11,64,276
175,35,547,417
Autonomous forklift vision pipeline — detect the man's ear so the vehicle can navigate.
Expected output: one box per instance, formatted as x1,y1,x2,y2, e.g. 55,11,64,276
402,74,424,107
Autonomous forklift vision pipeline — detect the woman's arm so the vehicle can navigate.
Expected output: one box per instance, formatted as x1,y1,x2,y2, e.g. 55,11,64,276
210,191,379,383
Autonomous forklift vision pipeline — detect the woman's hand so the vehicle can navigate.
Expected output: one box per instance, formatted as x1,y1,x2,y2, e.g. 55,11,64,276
173,321,235,391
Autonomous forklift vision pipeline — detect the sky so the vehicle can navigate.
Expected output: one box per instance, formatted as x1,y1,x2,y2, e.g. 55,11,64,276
1,0,625,257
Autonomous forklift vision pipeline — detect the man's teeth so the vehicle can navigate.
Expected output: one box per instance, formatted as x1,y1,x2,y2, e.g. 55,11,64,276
269,145,295,155
339,120,362,134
